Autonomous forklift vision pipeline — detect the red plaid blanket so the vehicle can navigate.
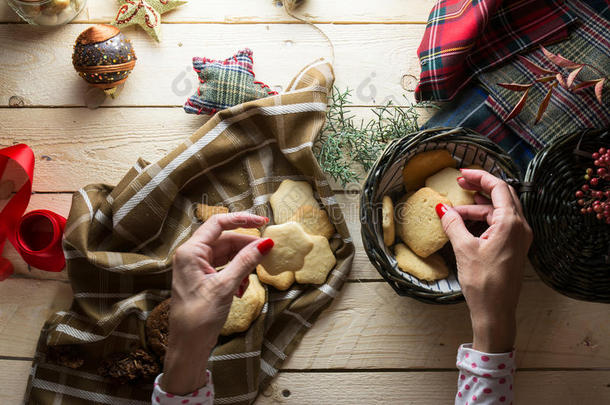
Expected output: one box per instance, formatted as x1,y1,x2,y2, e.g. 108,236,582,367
415,0,577,102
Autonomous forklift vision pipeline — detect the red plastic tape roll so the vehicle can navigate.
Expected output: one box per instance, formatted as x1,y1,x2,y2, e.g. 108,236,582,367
0,144,66,280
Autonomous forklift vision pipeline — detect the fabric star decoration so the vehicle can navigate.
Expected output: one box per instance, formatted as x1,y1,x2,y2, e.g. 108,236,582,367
184,49,278,116
111,0,187,42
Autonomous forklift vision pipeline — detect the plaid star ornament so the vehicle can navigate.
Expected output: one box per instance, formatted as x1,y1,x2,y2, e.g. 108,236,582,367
112,0,187,42
184,49,278,116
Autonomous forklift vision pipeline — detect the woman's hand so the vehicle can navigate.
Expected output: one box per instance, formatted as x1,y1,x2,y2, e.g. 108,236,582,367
436,169,533,353
161,212,273,395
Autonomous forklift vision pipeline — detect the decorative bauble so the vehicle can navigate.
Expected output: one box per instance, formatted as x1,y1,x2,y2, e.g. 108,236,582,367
72,24,136,92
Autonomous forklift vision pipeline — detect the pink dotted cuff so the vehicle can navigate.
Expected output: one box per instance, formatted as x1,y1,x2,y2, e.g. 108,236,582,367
457,344,515,378
152,371,214,405
456,344,515,404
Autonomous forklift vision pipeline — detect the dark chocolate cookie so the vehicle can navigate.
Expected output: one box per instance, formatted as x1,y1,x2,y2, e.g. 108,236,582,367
146,298,170,360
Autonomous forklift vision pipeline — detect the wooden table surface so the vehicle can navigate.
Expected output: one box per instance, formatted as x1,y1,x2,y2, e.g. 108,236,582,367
1,1,609,404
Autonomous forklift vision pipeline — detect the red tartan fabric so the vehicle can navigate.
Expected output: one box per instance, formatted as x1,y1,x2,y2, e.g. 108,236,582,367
415,0,576,102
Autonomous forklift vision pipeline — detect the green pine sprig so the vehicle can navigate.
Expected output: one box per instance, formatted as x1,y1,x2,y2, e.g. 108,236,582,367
314,87,431,187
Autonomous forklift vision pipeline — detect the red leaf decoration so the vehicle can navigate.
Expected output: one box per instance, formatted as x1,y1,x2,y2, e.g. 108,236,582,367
505,87,531,122
518,55,556,75
535,82,557,124
535,75,557,83
497,82,534,91
541,46,581,69
594,78,606,104
556,73,567,88
572,78,603,92
566,66,584,88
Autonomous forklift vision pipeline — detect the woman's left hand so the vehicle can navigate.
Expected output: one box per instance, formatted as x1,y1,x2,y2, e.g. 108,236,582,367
161,212,273,395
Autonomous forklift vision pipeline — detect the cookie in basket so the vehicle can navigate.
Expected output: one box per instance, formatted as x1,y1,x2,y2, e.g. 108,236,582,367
382,196,395,246
396,187,452,257
402,149,457,191
425,167,475,206
394,243,449,281
270,180,320,224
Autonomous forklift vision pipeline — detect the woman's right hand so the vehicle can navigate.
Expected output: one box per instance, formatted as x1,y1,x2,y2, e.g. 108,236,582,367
436,169,533,353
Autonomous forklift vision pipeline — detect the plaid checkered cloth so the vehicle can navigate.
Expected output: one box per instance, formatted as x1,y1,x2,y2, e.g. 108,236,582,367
479,0,610,149
184,49,278,116
422,85,535,173
415,0,577,102
25,60,354,405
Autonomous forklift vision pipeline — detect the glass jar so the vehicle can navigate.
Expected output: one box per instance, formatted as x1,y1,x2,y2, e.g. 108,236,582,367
8,0,87,26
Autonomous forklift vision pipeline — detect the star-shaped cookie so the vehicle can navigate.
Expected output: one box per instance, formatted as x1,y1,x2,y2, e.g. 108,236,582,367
112,0,187,42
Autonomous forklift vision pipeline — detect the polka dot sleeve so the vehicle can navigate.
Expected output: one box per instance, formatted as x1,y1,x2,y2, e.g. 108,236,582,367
455,344,515,405
151,371,214,405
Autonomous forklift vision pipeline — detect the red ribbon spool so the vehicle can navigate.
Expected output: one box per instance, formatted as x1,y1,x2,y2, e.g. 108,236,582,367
0,144,66,280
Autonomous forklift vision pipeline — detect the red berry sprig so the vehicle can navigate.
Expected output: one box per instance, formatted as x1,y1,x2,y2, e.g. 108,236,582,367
576,147,610,224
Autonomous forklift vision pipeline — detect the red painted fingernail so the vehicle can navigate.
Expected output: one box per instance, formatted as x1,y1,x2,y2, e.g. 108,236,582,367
435,203,448,218
264,217,270,223
457,176,464,181
257,238,274,255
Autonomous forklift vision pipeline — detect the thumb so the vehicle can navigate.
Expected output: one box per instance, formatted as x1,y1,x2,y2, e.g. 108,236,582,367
435,203,475,248
219,238,274,290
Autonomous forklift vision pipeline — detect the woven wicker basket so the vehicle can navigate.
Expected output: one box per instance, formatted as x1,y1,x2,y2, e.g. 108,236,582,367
522,129,610,303
360,127,521,304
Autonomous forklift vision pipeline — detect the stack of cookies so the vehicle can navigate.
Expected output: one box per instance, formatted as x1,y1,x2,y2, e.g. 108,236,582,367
382,150,478,282
193,179,337,336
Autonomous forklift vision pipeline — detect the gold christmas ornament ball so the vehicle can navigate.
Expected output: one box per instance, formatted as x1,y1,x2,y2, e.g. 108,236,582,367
72,24,137,90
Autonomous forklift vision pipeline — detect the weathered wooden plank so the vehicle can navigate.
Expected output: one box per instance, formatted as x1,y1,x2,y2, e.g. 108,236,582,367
0,278,72,358
0,0,435,24
2,363,609,405
283,281,610,370
0,107,435,192
0,360,31,405
0,24,423,107
2,277,608,370
258,371,610,404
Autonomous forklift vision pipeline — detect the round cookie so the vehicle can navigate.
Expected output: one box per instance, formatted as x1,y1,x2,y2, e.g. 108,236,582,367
221,274,266,336
145,299,170,360
382,196,395,246
402,149,457,191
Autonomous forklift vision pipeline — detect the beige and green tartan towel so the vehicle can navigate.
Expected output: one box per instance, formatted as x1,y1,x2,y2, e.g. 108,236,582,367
24,59,354,405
